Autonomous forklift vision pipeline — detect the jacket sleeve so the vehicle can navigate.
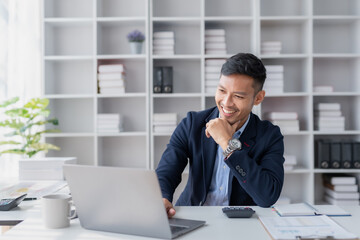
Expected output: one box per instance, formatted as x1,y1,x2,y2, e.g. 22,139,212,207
225,125,284,207
155,112,193,203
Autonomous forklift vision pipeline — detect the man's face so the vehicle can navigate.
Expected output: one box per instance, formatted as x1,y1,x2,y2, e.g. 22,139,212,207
215,74,265,126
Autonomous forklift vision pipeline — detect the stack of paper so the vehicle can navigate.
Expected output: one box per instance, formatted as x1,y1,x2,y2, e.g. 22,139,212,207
153,113,177,133
323,174,360,206
205,29,227,55
97,114,123,133
19,157,77,181
264,65,284,94
264,112,300,133
204,59,225,94
98,64,126,95
261,41,282,55
283,154,297,171
314,103,344,131
153,31,175,55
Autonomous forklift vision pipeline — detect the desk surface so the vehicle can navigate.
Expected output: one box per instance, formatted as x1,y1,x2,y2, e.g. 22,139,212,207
1,202,360,240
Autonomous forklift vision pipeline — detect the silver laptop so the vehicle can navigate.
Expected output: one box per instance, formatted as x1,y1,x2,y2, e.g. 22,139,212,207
63,164,205,239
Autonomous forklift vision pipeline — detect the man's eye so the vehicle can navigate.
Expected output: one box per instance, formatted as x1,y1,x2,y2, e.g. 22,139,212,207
235,95,243,99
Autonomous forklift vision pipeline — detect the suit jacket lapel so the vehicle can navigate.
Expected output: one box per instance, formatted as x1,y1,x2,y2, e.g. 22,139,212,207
202,108,219,194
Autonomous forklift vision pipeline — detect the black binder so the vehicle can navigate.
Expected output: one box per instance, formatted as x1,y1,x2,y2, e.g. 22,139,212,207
162,67,173,93
353,142,360,169
316,140,330,169
153,67,163,93
341,142,352,169
330,142,341,169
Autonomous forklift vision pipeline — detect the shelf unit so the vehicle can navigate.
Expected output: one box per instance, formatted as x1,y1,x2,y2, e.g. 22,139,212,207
42,0,150,168
42,0,360,205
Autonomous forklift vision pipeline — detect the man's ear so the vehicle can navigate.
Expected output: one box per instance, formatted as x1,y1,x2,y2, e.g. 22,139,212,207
254,90,265,106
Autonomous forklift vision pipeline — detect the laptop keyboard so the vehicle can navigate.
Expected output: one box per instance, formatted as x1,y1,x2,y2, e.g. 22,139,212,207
170,225,188,234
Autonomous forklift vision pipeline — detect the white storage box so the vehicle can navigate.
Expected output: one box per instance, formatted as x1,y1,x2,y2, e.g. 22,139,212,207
19,157,77,181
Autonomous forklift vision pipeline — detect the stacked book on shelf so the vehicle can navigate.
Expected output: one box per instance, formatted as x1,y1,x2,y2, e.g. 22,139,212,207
153,66,173,93
261,41,282,55
97,114,123,133
19,157,77,181
263,65,284,94
153,113,177,133
205,29,227,55
98,64,126,94
313,85,334,93
314,103,345,131
204,59,225,94
283,154,297,171
323,173,359,206
263,111,300,133
153,31,175,55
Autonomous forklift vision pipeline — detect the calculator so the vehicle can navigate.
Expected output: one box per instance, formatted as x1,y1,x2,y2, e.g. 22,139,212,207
222,206,255,218
0,193,27,211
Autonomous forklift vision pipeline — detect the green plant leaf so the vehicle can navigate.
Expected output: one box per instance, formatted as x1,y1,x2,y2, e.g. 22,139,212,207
27,150,39,158
28,118,59,127
0,97,19,108
41,129,61,134
5,108,29,118
0,149,25,155
24,98,49,110
0,140,21,145
47,118,59,125
0,119,24,129
38,109,50,117
4,130,20,137
29,142,60,151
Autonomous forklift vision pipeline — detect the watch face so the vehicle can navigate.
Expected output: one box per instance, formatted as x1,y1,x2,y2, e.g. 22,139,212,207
230,139,241,149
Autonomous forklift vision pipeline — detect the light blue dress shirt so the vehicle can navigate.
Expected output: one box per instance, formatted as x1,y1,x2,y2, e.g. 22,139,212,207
203,115,250,206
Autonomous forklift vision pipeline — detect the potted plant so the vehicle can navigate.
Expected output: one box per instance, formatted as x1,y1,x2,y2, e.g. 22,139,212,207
127,29,145,54
0,97,60,157
0,97,76,180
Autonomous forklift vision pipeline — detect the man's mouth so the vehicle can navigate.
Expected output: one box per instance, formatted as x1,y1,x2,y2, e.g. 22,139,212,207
222,106,236,115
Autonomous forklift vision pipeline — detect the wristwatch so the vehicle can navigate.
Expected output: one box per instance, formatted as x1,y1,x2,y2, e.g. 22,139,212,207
223,138,242,157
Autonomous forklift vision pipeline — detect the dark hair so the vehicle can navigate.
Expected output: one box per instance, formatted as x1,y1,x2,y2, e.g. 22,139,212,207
221,53,266,92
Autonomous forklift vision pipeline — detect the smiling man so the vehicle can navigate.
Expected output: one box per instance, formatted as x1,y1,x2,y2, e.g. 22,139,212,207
156,53,285,218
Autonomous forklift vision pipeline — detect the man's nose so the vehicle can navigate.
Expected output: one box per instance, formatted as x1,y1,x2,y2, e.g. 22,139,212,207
223,94,233,106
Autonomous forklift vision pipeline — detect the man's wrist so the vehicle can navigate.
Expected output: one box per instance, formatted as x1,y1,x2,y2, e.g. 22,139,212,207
220,137,231,151
223,138,242,157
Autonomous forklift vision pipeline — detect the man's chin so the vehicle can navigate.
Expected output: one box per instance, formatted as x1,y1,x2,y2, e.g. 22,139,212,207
221,116,237,125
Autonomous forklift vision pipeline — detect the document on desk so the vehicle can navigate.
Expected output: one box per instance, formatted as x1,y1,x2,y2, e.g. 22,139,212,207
273,203,351,217
259,215,357,240
0,181,67,199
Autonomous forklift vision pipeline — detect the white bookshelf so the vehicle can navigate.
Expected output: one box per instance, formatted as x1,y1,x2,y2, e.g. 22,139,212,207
42,0,360,204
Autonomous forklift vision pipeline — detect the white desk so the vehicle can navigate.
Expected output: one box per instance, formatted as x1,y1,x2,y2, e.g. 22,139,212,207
1,202,360,240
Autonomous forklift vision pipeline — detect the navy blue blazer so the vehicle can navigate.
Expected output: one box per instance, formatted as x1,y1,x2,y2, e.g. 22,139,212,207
156,107,284,207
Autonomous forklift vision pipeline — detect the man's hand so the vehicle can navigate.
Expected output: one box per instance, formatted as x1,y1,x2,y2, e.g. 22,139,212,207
205,118,241,150
163,198,176,218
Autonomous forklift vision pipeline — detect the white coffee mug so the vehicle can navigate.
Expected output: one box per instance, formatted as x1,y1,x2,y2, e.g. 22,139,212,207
42,194,76,229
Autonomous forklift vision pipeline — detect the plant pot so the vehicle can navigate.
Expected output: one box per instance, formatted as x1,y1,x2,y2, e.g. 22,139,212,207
129,42,143,54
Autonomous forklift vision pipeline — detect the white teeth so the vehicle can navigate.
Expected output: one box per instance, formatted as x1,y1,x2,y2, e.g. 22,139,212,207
222,107,235,114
